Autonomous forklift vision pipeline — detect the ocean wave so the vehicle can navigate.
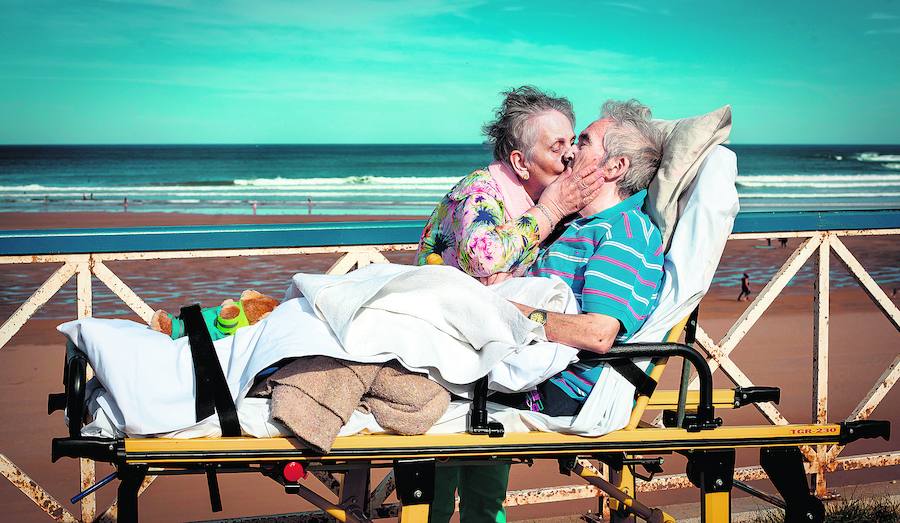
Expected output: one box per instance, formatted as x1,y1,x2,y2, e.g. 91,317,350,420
233,176,461,187
737,174,900,188
856,152,900,162
0,190,448,200
739,201,900,209
0,184,449,196
885,163,900,170
739,181,900,188
740,191,900,199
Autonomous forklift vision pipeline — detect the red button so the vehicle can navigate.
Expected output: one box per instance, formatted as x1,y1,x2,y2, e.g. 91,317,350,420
283,461,306,482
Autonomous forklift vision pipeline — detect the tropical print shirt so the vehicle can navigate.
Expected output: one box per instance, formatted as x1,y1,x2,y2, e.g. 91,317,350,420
416,169,541,277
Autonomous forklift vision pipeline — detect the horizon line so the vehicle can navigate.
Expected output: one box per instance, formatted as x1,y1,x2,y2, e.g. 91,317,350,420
2,142,899,147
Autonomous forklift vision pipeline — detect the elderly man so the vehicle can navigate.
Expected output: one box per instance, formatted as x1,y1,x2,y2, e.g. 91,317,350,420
503,99,666,415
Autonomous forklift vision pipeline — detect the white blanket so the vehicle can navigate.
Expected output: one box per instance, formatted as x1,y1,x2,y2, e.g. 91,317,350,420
63,145,739,441
60,267,583,436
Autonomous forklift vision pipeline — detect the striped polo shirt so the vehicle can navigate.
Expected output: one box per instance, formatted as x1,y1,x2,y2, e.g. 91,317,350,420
527,189,665,403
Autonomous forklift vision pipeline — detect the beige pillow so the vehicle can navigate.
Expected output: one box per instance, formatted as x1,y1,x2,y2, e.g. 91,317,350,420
647,105,732,251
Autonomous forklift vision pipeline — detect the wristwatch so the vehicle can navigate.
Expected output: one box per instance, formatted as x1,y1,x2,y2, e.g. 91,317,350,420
527,308,549,325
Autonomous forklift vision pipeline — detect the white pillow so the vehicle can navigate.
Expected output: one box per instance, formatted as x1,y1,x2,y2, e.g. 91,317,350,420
648,105,732,251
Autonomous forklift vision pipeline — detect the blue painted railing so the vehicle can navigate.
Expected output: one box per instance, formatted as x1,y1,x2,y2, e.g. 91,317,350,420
0,209,898,256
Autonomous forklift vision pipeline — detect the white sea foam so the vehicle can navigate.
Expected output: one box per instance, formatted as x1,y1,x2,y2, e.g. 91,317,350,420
0,191,448,201
740,191,900,199
884,163,900,170
739,181,900,188
233,176,460,187
737,174,900,188
0,176,457,194
856,152,900,162
738,174,900,183
740,201,899,209
739,182,900,189
11,175,900,193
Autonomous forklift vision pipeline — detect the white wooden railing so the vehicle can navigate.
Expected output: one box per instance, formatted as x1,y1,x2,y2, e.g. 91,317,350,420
0,221,897,522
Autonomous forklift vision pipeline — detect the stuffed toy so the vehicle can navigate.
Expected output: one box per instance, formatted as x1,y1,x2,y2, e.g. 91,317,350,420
150,289,279,341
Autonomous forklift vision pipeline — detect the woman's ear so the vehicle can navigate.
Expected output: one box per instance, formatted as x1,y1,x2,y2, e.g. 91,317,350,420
508,150,530,181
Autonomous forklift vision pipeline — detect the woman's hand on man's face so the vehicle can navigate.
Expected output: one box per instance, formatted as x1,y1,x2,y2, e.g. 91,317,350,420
570,145,602,181
538,149,604,218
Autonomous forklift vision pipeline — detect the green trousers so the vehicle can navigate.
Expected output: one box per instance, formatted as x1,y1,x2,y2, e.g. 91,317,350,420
430,463,510,523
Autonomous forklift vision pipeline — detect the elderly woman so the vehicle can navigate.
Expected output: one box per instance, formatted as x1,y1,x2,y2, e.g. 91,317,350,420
418,86,601,523
417,86,601,284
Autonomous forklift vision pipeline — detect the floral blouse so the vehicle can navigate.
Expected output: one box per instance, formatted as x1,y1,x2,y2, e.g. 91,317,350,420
416,169,541,277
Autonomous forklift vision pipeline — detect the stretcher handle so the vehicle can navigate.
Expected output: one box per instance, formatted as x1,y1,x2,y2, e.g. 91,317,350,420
675,306,701,427
65,342,88,439
581,342,719,431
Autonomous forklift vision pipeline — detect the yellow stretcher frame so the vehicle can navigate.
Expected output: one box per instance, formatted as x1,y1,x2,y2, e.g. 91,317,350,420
49,313,890,523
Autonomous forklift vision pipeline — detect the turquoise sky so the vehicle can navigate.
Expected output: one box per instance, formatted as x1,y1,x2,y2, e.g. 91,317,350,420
1,1,898,144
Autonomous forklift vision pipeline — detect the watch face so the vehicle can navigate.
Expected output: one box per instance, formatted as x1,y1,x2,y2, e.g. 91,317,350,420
528,309,548,325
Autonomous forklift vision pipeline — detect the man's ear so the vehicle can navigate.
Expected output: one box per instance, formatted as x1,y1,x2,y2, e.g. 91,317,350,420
604,156,630,183
508,150,530,180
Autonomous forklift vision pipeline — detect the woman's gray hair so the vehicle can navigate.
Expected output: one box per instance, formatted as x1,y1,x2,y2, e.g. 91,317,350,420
482,86,575,163
600,99,664,197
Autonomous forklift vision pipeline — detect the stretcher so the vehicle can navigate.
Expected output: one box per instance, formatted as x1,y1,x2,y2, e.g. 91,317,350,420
44,146,890,522
48,307,890,523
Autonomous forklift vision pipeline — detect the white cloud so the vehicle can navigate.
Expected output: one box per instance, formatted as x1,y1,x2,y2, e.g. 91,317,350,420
865,27,900,35
602,1,671,16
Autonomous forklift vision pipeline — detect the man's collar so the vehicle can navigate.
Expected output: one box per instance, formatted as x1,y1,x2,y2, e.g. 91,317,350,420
579,190,648,222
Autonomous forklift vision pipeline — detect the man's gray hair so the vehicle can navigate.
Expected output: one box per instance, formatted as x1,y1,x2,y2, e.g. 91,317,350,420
483,86,575,163
600,99,664,197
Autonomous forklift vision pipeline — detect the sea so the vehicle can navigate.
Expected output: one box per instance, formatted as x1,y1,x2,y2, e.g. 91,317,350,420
1,144,898,319
1,144,899,216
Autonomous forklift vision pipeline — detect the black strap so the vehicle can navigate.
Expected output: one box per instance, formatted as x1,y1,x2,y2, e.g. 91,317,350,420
685,306,700,345
181,305,241,437
608,358,658,399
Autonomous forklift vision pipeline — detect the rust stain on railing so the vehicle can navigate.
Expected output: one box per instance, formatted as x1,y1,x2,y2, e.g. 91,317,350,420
0,454,77,522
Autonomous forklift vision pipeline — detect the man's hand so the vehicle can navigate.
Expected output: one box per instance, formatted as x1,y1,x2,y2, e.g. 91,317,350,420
510,301,621,354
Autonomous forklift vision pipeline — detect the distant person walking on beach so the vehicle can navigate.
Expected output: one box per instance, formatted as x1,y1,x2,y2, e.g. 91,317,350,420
307,197,313,215
779,237,788,248
738,272,752,301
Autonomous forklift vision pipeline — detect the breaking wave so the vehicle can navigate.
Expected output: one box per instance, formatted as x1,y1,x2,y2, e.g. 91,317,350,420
856,152,900,162
233,176,460,187
737,174,900,188
740,192,900,199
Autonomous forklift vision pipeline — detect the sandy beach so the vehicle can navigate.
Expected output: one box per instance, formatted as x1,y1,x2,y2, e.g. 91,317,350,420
0,212,897,522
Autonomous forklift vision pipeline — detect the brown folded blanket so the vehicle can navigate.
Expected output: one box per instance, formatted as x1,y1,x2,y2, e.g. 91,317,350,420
256,356,449,452
362,362,451,436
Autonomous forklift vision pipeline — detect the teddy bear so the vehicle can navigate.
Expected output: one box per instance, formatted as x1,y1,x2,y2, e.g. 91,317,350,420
150,289,279,341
